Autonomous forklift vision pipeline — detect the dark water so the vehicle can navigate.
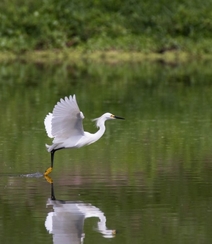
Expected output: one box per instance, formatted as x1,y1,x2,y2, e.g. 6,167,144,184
1,61,212,243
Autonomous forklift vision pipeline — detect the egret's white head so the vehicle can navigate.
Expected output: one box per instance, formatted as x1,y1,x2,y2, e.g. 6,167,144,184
93,112,124,128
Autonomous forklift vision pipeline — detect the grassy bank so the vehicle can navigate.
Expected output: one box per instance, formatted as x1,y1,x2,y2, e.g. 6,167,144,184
0,49,211,64
1,0,212,62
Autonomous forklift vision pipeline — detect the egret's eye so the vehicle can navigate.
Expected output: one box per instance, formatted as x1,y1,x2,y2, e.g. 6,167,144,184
110,114,115,118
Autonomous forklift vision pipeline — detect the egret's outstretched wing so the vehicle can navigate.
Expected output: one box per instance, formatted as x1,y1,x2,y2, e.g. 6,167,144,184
51,95,84,142
44,113,53,138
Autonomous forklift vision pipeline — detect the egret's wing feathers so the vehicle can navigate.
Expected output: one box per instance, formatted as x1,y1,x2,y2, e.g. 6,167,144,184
44,113,53,138
51,95,84,142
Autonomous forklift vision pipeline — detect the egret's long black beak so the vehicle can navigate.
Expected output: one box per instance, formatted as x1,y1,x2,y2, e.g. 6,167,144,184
114,115,125,120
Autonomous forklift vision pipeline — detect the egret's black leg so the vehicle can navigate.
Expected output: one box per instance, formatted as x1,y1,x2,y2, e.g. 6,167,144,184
44,150,55,176
44,148,64,176
44,177,56,199
51,182,56,200
51,149,56,168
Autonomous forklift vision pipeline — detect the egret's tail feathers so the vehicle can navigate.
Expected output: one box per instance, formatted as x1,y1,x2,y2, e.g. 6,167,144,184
45,144,51,152
45,143,61,152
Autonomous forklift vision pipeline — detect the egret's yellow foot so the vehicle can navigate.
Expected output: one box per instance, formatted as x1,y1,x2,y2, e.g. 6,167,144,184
44,167,53,176
44,175,53,184
112,230,116,235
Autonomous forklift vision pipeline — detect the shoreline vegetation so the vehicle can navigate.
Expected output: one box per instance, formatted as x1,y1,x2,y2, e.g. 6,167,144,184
1,0,212,63
0,50,212,64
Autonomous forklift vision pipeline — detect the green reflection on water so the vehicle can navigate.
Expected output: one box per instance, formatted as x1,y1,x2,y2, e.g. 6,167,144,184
1,61,212,177
0,61,212,243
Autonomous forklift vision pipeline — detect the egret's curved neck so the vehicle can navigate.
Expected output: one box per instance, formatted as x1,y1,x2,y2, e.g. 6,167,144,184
94,123,106,141
85,117,107,146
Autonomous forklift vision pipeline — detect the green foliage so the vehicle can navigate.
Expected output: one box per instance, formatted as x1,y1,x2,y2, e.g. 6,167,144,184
0,0,212,52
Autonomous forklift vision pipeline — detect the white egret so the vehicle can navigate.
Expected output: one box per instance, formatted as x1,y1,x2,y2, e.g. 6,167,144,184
45,182,116,243
44,95,124,175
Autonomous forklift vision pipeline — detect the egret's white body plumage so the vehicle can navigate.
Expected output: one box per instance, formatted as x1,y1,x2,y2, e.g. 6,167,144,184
45,199,115,241
44,95,123,153
45,183,115,242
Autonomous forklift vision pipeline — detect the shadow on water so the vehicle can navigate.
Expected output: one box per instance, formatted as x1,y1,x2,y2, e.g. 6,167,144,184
44,176,115,244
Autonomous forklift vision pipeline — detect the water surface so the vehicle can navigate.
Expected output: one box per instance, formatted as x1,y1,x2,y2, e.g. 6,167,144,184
0,61,212,243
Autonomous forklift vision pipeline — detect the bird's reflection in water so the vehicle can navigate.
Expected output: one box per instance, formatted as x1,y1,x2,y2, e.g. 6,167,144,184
45,176,115,244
